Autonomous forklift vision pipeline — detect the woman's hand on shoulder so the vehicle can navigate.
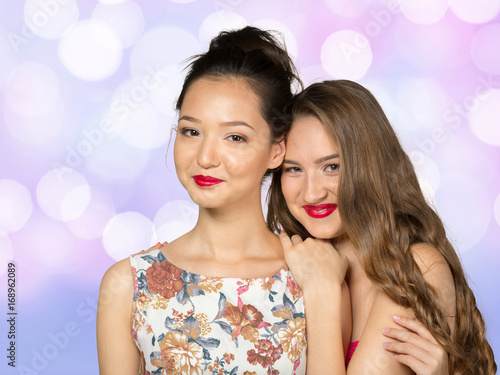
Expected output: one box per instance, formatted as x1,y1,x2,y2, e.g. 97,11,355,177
382,315,449,375
279,231,348,292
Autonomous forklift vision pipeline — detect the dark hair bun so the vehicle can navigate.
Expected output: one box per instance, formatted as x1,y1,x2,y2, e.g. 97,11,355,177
176,26,302,145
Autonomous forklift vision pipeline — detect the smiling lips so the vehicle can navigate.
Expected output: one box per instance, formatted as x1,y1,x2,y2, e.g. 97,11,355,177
303,204,337,218
193,175,223,187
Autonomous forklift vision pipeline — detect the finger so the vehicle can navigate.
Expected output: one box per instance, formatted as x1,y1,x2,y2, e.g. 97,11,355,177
290,234,303,245
392,315,437,343
279,231,293,251
383,340,431,365
392,354,427,374
382,327,436,353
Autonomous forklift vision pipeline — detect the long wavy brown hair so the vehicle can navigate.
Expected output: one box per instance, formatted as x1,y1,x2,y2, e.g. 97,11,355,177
267,80,497,375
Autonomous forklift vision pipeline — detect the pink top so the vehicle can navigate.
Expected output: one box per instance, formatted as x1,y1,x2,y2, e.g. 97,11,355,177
346,340,359,367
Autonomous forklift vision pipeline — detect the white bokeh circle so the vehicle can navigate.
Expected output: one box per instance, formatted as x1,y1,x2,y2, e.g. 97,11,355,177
59,19,123,81
450,0,500,24
321,30,373,80
91,0,145,48
4,97,64,146
469,89,500,146
5,62,61,118
103,211,156,261
106,76,172,149
36,168,91,221
471,24,500,75
199,10,247,47
399,0,450,25
0,179,33,233
24,0,79,39
397,77,451,130
154,200,198,243
65,187,116,240
117,102,168,149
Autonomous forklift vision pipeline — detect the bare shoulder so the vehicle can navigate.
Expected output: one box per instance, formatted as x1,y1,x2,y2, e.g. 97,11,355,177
98,257,135,312
410,243,454,289
99,243,164,295
97,256,141,374
410,243,456,322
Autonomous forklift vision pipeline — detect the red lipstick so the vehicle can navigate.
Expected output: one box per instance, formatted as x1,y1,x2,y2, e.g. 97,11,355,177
303,204,337,219
193,175,223,187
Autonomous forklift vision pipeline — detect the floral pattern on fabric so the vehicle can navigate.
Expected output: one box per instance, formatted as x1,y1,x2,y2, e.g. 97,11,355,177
130,248,307,374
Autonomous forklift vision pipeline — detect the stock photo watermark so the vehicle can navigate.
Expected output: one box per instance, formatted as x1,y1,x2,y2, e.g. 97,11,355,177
14,296,97,375
409,73,500,166
6,263,17,369
7,0,74,52
50,64,174,181
340,0,401,62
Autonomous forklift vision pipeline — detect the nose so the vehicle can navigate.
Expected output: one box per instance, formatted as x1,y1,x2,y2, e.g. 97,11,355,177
197,136,220,169
303,173,328,203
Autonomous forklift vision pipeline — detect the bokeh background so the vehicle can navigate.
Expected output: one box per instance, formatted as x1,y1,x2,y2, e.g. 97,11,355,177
1,0,499,373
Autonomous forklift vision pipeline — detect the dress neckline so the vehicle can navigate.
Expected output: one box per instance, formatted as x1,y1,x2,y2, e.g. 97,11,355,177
144,248,289,281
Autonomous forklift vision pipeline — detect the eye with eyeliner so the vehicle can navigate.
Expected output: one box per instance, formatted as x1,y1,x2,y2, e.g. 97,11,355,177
226,134,247,143
180,128,200,137
283,165,302,174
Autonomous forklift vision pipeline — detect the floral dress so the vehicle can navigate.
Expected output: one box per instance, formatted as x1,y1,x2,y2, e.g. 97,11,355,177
130,248,307,375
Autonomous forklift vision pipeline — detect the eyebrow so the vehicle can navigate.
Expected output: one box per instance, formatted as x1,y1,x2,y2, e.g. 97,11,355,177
284,154,339,165
178,115,201,123
178,116,255,132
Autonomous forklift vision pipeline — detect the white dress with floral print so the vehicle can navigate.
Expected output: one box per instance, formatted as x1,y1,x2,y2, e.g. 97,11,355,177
130,248,307,375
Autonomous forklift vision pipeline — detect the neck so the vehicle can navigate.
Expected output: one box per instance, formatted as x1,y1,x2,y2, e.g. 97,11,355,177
333,235,363,285
188,199,278,262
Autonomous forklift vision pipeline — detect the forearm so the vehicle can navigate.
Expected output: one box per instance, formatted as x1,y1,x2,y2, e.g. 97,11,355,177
304,284,346,375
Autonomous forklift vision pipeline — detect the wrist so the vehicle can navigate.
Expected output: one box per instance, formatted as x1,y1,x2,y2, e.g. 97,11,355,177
302,283,342,306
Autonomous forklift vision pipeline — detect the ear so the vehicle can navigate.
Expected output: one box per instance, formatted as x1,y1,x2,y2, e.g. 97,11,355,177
268,139,285,170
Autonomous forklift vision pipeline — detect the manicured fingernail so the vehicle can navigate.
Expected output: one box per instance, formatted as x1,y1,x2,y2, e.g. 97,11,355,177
393,315,401,320
382,328,390,333
383,342,390,349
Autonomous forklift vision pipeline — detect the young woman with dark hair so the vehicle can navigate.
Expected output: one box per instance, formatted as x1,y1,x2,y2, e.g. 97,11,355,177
268,79,497,375
97,26,323,374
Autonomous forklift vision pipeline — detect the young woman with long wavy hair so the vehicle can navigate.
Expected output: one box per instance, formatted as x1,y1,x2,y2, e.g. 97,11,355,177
268,80,497,374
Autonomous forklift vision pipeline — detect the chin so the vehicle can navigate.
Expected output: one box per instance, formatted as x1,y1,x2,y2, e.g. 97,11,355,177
304,224,343,240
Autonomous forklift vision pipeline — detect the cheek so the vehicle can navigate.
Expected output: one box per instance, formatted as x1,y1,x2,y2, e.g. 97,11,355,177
281,176,300,206
173,139,195,171
223,147,269,175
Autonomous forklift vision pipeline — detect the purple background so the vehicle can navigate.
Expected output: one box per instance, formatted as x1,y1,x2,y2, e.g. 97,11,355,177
1,0,499,373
